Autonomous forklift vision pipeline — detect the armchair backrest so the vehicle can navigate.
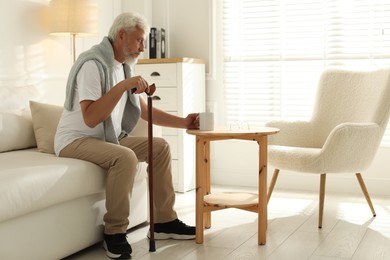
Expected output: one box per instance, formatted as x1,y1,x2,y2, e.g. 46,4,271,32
311,68,390,147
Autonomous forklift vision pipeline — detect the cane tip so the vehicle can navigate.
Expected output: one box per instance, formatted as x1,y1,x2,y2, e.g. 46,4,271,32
149,240,156,252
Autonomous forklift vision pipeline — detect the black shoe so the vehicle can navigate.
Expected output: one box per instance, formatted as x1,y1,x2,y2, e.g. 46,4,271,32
147,219,196,240
103,233,132,259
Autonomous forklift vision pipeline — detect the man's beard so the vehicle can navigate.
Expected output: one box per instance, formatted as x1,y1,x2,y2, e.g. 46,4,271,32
123,48,139,66
126,55,138,67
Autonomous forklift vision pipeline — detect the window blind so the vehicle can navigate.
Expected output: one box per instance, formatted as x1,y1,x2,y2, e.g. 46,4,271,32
222,0,390,146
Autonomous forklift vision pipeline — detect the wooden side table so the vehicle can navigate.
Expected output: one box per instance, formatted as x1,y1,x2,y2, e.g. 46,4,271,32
187,127,279,245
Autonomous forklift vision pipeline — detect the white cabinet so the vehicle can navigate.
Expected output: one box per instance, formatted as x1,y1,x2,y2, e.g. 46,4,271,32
135,58,206,192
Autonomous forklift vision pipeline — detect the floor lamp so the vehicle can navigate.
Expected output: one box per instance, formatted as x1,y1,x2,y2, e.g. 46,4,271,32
49,0,98,63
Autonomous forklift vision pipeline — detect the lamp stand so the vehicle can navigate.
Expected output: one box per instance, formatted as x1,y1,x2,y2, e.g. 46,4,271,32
71,33,76,63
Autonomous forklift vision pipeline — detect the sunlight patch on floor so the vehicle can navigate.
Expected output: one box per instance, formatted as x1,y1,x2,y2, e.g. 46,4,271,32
268,197,315,217
336,202,375,224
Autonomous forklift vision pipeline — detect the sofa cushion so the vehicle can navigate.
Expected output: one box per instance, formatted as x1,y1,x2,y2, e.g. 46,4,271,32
30,101,63,154
0,112,36,152
0,149,147,223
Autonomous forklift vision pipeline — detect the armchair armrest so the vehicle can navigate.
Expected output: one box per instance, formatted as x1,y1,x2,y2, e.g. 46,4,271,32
321,122,381,172
265,120,314,147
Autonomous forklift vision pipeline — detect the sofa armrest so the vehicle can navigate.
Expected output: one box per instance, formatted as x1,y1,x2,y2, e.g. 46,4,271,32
129,118,162,137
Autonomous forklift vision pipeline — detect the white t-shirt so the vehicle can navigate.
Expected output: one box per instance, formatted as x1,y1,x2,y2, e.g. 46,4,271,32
54,60,128,156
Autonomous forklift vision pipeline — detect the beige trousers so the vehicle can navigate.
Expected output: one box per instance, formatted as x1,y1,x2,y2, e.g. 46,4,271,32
59,136,177,234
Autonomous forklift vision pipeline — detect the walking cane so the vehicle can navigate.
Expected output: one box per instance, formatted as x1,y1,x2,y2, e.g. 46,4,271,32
132,84,156,252
146,83,156,252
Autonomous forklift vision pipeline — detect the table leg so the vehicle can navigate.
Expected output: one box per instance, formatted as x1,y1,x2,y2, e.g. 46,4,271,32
258,136,268,245
195,136,204,244
204,140,211,229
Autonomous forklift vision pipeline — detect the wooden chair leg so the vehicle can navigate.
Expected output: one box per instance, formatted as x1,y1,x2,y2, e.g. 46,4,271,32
267,169,279,204
318,174,326,229
356,173,376,217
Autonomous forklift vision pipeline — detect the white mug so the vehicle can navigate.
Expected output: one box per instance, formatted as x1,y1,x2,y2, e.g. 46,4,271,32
199,112,214,131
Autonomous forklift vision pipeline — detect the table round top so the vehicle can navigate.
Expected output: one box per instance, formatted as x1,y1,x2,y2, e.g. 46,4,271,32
186,127,279,137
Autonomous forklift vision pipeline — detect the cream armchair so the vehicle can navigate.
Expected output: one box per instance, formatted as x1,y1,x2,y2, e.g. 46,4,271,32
265,68,390,228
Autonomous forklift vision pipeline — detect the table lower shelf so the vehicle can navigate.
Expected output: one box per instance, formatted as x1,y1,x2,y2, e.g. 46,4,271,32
204,192,259,212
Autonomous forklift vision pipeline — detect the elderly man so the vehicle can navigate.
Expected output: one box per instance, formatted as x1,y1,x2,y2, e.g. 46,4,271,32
54,12,198,259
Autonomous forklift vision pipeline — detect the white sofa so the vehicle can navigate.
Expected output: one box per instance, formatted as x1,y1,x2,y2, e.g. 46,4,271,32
0,101,154,259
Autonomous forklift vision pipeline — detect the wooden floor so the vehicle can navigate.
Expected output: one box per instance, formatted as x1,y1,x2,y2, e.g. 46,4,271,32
64,186,390,260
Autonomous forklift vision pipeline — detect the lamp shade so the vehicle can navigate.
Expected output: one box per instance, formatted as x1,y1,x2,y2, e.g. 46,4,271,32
49,0,98,36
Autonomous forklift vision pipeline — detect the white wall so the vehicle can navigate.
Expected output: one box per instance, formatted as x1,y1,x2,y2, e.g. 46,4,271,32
0,0,123,107
2,0,389,196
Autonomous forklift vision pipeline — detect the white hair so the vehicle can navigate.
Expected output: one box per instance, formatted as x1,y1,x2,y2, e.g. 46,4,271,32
108,12,150,40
